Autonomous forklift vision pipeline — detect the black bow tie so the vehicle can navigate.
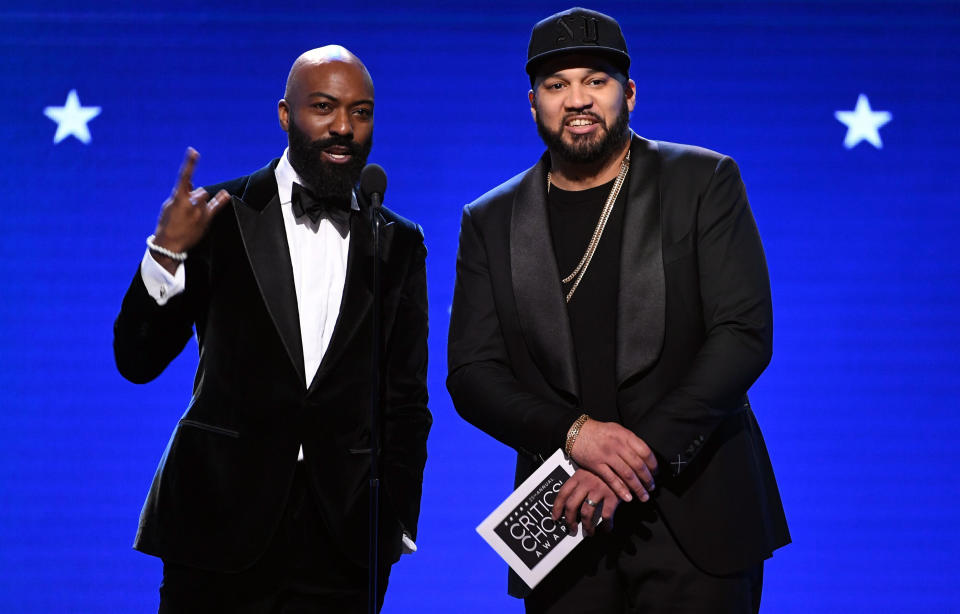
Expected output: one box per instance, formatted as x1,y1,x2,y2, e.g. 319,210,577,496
291,182,352,235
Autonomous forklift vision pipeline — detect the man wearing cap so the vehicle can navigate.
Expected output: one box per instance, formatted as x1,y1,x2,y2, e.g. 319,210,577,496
114,46,430,611
448,7,789,613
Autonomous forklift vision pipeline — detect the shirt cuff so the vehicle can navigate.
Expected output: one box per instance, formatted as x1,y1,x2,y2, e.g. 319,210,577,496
140,248,186,306
402,533,417,555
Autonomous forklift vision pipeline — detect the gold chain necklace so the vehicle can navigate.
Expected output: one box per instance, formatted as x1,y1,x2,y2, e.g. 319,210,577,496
547,150,631,303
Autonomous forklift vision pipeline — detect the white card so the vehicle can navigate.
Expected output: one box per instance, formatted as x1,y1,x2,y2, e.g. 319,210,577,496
476,449,588,589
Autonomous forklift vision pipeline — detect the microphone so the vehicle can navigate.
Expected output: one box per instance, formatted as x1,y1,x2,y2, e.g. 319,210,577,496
360,163,387,211
360,161,388,611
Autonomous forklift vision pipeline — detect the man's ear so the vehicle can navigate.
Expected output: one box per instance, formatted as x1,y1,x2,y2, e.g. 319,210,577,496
625,79,637,112
278,99,290,132
528,90,537,122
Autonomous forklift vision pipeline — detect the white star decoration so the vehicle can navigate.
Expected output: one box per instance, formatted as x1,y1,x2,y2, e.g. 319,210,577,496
43,89,101,144
834,94,892,150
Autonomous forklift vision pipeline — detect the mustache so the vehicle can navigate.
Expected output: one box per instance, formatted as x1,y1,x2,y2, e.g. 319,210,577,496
562,110,603,125
305,136,364,157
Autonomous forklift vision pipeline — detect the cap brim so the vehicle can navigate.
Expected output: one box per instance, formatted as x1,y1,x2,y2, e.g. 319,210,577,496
526,46,631,77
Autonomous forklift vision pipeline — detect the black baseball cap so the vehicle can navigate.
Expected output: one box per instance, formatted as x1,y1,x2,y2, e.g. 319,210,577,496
526,7,630,80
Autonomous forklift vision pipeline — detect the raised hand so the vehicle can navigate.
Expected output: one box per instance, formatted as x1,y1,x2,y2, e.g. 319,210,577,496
551,469,620,536
151,147,229,274
569,419,658,503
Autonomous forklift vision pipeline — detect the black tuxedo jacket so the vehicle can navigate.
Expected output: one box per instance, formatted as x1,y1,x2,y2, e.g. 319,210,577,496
114,159,431,572
447,135,789,584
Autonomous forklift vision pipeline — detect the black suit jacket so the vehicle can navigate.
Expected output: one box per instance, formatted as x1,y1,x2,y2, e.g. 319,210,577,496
447,135,789,587
114,159,431,572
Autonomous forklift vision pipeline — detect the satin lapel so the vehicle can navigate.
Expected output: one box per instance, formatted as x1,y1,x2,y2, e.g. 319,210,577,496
233,163,305,385
616,136,665,386
318,211,395,375
510,156,579,401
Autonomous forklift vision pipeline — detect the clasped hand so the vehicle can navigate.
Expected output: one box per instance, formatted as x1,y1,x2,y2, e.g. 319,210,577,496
551,420,658,535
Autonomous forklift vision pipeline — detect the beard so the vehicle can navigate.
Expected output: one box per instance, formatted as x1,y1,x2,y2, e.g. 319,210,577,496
286,115,372,204
536,100,631,165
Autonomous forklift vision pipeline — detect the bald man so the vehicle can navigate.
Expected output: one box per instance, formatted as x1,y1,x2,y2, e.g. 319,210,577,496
114,46,431,612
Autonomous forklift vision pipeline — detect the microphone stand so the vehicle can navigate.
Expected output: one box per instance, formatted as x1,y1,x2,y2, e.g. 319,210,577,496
368,191,383,614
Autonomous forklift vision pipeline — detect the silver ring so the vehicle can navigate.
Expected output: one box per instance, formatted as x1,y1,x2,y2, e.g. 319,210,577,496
584,498,599,507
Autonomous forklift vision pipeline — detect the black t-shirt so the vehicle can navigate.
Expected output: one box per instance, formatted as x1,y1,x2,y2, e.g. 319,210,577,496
546,177,627,423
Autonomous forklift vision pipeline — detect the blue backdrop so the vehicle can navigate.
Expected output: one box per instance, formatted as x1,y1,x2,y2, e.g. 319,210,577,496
1,1,958,611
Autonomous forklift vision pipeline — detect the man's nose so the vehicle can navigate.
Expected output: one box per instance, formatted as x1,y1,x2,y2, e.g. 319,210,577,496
565,84,593,111
329,108,354,138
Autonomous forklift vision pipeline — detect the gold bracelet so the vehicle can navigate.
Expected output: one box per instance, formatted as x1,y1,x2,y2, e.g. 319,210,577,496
565,413,590,457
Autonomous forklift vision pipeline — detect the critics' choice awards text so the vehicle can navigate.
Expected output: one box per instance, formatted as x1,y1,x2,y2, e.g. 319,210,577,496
493,467,572,569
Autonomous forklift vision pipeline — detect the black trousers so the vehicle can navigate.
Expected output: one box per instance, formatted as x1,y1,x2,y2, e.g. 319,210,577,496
158,463,389,613
525,500,763,614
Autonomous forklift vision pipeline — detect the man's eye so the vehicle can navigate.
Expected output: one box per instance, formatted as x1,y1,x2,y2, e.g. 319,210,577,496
313,102,331,110
354,108,372,118
547,82,564,90
589,78,606,86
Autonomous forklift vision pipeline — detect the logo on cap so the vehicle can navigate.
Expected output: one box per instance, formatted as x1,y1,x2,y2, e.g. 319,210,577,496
555,15,600,46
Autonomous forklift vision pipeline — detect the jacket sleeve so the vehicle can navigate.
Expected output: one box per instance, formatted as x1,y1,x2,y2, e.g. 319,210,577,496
114,188,230,384
446,206,582,462
381,225,432,541
112,263,198,384
633,156,773,475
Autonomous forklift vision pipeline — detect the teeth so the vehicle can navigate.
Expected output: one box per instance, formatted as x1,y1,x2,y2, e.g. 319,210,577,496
328,153,347,159
568,119,594,126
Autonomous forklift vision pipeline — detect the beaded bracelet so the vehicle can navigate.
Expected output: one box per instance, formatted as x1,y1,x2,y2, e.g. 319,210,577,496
146,234,188,262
